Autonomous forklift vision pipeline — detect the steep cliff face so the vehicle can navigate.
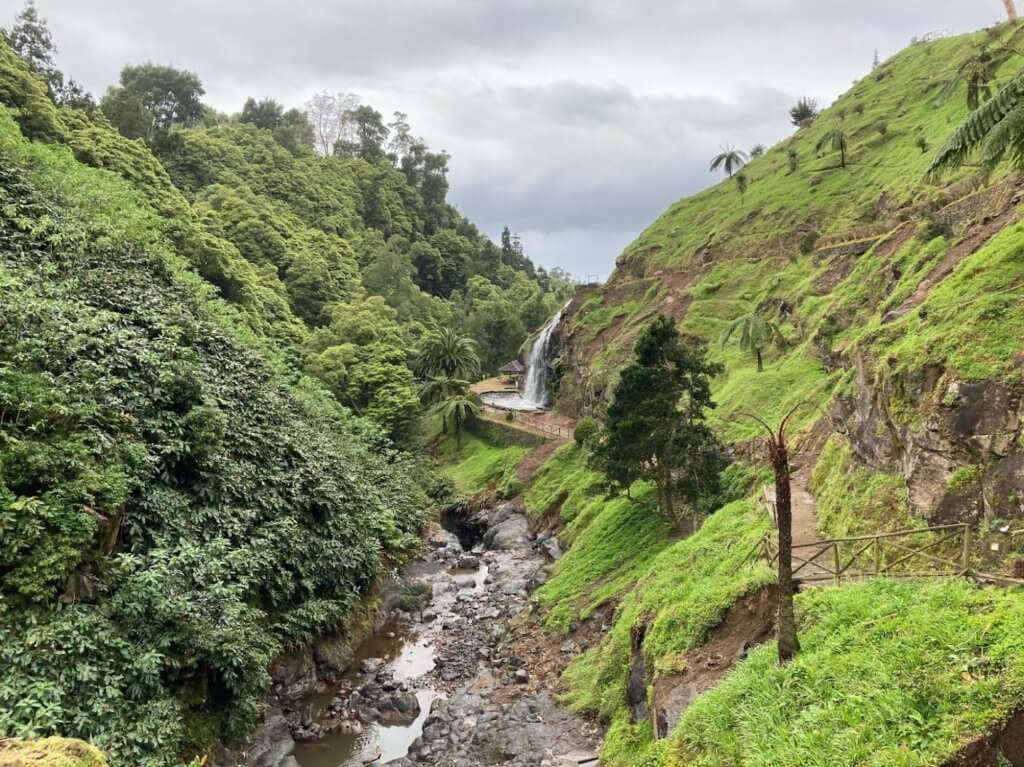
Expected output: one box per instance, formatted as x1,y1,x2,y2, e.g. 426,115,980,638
554,24,1024,529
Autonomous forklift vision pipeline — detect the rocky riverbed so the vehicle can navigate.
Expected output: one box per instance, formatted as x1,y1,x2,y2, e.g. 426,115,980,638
235,501,601,767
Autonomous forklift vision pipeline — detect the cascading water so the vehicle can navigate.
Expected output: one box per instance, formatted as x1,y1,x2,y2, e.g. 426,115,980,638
518,306,565,408
481,304,567,411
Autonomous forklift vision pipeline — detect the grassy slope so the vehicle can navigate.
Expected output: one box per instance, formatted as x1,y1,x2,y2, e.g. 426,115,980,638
563,25,1024,442
438,430,529,496
530,24,1024,767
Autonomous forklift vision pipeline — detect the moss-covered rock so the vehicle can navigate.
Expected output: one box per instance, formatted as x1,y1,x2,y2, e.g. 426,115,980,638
0,738,108,767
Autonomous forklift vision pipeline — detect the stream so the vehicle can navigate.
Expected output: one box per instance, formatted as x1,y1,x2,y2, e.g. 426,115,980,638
281,502,600,767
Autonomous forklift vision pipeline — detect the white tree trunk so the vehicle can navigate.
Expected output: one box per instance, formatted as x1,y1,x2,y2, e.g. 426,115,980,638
1005,0,1018,22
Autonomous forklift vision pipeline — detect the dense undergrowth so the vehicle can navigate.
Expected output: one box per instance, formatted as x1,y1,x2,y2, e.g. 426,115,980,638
0,25,562,766
0,107,429,762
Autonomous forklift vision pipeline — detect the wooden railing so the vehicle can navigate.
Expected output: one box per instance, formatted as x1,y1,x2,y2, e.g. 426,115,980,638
747,523,1024,586
480,405,571,440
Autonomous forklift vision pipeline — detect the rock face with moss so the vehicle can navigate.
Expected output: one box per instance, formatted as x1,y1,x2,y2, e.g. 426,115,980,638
0,739,108,767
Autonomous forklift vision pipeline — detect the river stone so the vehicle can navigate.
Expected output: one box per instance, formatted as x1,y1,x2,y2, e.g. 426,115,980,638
313,635,354,676
485,516,530,550
245,713,296,767
457,554,480,570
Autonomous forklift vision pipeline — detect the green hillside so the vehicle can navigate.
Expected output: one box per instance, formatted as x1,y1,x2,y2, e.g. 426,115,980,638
526,21,1024,767
0,12,561,764
559,24,1024,444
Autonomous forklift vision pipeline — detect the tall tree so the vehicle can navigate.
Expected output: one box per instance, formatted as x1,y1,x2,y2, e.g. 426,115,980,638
709,145,748,178
101,63,204,143
742,408,803,663
1005,0,1018,22
240,97,284,130
336,104,389,162
2,1,91,107
719,312,786,372
592,315,725,531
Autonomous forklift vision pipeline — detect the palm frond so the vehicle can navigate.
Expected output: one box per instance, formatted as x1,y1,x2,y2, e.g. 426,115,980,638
928,74,1024,177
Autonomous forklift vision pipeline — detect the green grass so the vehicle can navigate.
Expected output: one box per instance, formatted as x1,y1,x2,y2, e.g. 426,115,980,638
561,24,1024,435
810,434,916,537
663,579,1024,767
438,431,528,496
558,497,774,766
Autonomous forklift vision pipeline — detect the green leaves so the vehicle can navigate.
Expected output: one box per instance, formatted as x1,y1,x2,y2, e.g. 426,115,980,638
928,73,1024,177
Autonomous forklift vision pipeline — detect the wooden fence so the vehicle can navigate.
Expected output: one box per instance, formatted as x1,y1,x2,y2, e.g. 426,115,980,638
748,523,1024,586
481,405,571,441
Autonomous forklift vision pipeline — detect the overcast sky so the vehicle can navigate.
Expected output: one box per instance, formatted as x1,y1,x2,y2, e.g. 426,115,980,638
6,1,1002,278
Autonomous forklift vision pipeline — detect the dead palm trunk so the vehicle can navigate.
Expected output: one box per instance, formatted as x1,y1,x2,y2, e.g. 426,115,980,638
1005,0,1018,22
742,406,803,663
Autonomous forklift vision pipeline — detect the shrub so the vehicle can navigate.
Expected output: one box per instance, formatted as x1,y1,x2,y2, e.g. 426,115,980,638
574,416,599,448
916,135,929,153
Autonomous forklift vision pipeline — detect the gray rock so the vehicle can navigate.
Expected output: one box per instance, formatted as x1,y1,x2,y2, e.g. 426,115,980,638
245,713,295,767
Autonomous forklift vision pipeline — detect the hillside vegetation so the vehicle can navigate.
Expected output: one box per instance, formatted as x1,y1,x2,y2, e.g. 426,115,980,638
0,8,561,763
522,21,1024,767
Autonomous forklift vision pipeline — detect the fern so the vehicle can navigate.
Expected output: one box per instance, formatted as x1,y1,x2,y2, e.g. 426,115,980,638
928,74,1024,176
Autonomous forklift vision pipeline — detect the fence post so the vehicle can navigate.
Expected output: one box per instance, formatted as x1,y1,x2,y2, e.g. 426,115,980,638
833,542,842,586
962,524,971,574
874,536,881,576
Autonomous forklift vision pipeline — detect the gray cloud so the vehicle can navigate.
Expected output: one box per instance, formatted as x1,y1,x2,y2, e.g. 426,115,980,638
12,0,1003,278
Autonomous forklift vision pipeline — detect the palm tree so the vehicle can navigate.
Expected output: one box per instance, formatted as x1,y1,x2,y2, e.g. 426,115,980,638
815,126,848,168
928,71,1024,176
442,392,481,450
1005,0,1018,22
940,43,1015,111
719,312,786,372
414,327,480,380
741,405,805,663
709,145,748,178
420,376,470,434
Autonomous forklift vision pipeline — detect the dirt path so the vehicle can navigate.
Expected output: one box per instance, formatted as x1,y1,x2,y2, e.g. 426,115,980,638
762,455,829,582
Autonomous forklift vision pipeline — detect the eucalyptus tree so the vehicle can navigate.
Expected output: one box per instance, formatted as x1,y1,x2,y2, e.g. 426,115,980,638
709,146,748,178
719,312,786,372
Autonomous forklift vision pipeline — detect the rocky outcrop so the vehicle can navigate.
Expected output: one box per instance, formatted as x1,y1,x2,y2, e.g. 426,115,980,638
833,355,1024,523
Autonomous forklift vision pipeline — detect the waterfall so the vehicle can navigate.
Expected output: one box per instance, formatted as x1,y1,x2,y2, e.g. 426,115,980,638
518,305,566,409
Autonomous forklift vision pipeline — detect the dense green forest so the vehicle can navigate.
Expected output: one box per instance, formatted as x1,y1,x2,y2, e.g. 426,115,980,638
0,3,567,764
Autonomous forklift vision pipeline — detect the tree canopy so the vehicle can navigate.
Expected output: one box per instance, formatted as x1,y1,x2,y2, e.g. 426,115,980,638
592,316,725,531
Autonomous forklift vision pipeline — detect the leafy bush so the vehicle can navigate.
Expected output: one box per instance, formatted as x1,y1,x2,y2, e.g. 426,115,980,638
574,416,599,447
